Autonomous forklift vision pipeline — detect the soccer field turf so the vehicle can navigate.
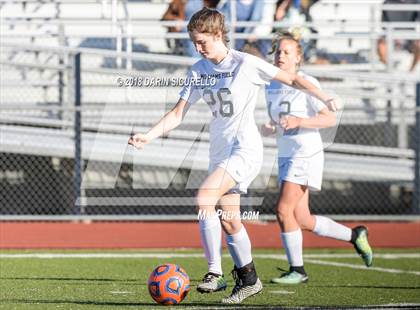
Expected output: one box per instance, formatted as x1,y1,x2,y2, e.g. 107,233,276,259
0,249,419,309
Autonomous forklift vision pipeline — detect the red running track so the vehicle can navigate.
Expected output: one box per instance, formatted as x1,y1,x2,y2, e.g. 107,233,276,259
0,221,419,249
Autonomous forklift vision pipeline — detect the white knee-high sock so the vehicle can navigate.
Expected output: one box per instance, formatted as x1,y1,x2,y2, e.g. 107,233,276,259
199,213,223,275
281,229,303,267
313,215,352,242
225,225,253,268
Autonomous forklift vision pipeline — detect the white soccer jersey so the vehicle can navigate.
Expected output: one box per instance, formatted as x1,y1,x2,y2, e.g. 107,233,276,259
180,49,279,163
265,71,327,158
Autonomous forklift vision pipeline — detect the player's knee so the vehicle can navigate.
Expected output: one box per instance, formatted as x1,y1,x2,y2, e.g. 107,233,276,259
294,212,315,231
276,204,294,224
195,189,212,210
296,217,311,230
220,218,242,235
196,189,220,215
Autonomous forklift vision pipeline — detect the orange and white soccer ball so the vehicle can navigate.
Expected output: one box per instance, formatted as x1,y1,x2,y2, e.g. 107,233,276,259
147,263,190,305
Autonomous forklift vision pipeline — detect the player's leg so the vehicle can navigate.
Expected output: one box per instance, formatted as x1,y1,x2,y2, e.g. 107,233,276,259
295,190,352,241
292,188,314,231
271,181,308,284
294,194,373,267
312,214,373,267
219,194,263,304
196,167,235,293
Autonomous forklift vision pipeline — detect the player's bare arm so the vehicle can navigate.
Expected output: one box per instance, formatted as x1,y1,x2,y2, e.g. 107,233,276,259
128,98,188,149
273,70,338,112
280,107,336,131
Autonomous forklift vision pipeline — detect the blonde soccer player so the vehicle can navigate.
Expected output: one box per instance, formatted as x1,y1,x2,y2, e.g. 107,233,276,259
261,32,373,285
129,8,338,303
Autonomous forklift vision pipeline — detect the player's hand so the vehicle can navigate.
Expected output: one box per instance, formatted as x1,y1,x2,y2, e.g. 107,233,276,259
325,98,338,112
128,133,150,149
260,122,276,136
280,116,302,130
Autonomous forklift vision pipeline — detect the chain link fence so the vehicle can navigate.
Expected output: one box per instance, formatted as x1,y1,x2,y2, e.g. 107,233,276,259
1,44,419,219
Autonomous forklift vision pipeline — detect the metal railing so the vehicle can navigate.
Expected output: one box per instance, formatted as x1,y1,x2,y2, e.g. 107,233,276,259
1,44,420,220
1,0,419,72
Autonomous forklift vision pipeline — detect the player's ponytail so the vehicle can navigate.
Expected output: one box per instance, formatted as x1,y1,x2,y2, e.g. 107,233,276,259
269,29,304,66
187,7,230,46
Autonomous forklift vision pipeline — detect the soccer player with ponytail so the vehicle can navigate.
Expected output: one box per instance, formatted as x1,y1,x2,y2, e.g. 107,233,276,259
261,31,373,285
130,8,339,303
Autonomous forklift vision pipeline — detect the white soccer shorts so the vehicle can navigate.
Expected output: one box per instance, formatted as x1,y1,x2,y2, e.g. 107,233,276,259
208,151,263,195
278,151,324,191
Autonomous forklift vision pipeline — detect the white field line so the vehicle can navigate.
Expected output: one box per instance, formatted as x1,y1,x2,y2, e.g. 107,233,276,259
254,253,420,260
0,252,418,259
0,252,420,263
109,291,134,294
0,253,205,259
269,290,295,295
305,253,420,259
304,258,420,276
0,252,419,276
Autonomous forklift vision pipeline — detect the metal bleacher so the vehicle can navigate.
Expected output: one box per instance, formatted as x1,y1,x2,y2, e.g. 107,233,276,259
0,123,414,185
0,47,417,188
0,0,419,218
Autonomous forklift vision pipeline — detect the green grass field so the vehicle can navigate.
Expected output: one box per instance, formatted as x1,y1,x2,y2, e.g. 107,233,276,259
1,249,419,309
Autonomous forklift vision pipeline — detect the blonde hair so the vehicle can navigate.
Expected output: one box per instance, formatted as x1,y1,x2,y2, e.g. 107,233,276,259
187,7,229,46
270,29,303,66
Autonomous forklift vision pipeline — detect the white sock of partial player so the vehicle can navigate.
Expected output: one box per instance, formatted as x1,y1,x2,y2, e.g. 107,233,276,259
313,215,352,242
225,224,253,268
281,229,304,267
199,213,223,275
